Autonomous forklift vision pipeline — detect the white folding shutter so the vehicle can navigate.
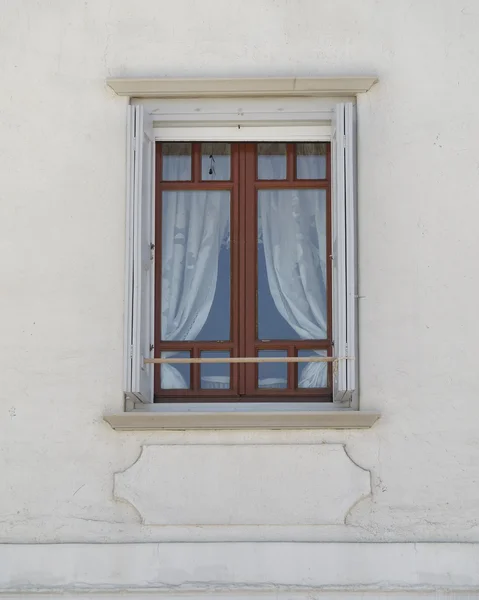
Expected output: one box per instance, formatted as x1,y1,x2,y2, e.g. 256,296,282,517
124,105,155,403
331,102,357,405
124,106,135,396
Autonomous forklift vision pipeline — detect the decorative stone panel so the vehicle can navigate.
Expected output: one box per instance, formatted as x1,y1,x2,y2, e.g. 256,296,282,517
114,444,370,526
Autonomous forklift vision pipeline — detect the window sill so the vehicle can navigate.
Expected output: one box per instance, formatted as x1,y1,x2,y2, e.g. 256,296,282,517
103,404,380,430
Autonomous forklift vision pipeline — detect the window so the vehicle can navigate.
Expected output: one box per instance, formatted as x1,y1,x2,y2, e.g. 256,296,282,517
156,141,330,401
124,103,357,406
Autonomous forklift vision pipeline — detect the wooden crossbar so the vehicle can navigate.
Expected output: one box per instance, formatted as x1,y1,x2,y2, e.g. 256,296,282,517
144,356,353,364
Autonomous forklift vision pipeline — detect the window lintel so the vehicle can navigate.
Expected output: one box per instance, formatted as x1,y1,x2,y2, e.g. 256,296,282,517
107,76,378,98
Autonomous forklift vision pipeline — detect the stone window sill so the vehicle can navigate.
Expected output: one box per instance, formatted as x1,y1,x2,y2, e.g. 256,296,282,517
103,404,380,430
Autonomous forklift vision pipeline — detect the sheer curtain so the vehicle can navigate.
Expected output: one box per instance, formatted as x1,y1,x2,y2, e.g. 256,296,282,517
161,155,229,388
258,154,328,388
160,149,327,389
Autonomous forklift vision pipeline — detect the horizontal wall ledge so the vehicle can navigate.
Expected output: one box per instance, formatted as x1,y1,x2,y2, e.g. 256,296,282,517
103,409,380,430
106,76,378,98
2,543,479,593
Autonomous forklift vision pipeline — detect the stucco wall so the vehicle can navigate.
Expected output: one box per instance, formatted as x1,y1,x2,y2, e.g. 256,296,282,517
1,0,479,573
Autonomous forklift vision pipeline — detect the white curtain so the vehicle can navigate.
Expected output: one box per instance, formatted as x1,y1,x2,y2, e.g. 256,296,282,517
161,154,229,388
160,149,328,389
258,153,328,388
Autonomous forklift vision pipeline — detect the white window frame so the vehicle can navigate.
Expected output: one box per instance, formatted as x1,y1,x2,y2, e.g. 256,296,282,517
105,78,379,430
125,98,357,405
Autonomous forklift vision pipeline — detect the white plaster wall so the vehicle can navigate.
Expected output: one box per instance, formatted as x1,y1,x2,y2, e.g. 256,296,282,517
1,0,479,552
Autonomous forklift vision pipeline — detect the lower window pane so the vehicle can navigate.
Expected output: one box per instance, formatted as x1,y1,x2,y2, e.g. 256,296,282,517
160,351,190,389
201,351,230,390
298,349,328,388
258,350,287,389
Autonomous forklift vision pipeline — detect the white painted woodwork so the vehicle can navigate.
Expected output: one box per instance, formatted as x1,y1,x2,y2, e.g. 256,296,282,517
129,106,155,403
153,124,331,141
332,103,357,405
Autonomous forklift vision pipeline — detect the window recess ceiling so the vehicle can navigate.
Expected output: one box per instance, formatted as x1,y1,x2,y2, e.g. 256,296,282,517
142,97,338,142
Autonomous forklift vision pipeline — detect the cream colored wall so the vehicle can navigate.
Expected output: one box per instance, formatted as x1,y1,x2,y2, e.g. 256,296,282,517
1,0,479,592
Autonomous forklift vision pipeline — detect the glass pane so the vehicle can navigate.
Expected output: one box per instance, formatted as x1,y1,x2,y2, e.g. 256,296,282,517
298,349,328,388
257,143,286,180
202,143,231,180
258,350,287,389
162,142,192,180
160,351,190,389
201,351,230,390
257,189,328,340
161,191,230,341
296,143,327,179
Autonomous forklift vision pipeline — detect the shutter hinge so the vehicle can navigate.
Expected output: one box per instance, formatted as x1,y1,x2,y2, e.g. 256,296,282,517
343,134,347,149
130,344,134,359
150,243,155,260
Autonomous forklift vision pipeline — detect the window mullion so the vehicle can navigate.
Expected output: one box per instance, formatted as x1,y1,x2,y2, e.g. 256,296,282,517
191,346,200,393
237,144,246,395
286,142,295,181
192,142,201,182
243,143,257,396
154,144,162,400
287,344,296,391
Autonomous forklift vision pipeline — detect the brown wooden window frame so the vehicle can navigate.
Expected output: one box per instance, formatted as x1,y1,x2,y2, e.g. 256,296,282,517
154,141,332,402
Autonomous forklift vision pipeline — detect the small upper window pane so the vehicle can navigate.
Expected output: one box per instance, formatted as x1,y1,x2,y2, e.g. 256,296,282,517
162,143,192,181
257,143,286,180
296,143,327,179
202,143,231,180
